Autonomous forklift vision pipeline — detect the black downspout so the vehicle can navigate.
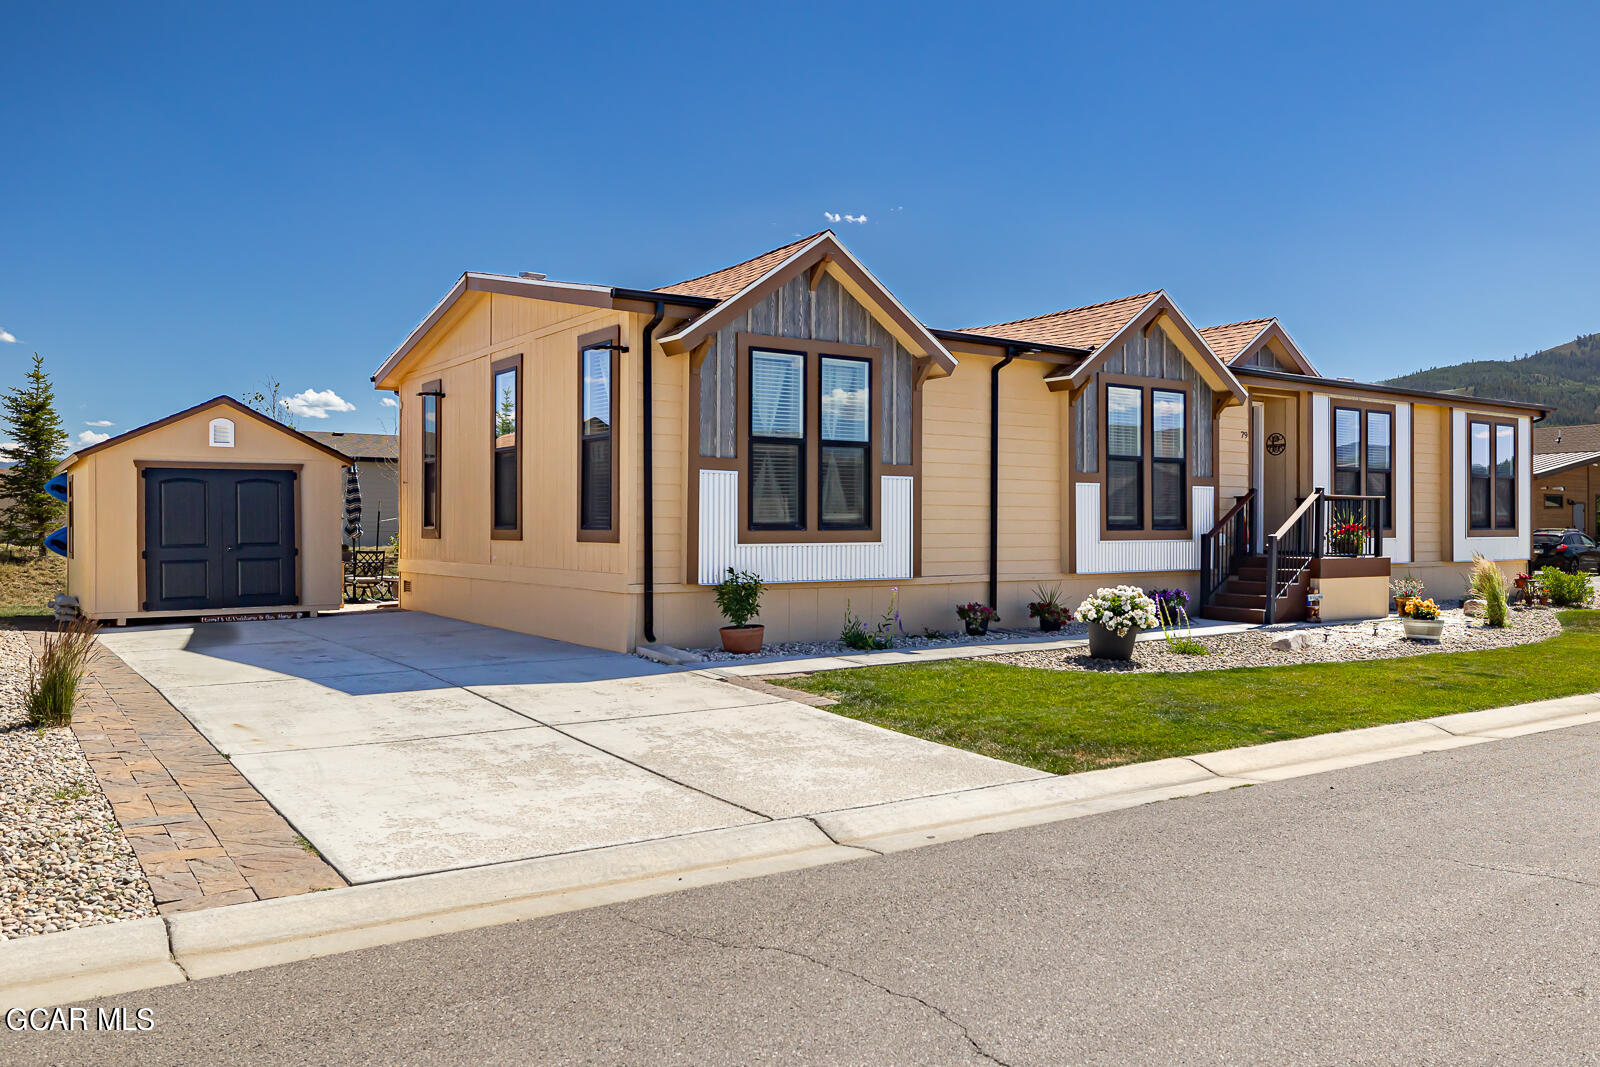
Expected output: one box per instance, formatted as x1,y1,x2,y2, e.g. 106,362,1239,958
641,300,665,644
989,347,1018,611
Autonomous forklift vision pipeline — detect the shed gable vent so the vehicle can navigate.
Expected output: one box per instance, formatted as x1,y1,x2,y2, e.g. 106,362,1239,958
209,418,235,447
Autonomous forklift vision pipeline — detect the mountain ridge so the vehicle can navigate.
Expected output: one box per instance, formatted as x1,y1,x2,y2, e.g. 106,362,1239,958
1383,333,1600,425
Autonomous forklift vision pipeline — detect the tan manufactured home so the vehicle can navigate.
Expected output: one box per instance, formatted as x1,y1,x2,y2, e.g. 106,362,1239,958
373,231,1548,652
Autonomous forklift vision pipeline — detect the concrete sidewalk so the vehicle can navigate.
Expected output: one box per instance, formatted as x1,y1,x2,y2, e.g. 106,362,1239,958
6,687,1600,1009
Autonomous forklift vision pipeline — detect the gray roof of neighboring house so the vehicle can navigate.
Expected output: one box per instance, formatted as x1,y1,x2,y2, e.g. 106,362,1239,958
1534,422,1600,456
304,431,397,461
1534,449,1600,477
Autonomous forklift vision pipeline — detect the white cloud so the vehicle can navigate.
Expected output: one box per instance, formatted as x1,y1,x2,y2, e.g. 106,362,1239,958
85,419,113,427
843,214,868,224
281,388,356,419
380,396,399,408
76,430,111,446
824,211,841,223
0,329,15,344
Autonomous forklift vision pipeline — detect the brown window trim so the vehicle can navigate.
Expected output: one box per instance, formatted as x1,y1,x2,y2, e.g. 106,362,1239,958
577,327,621,544
419,379,442,539
1467,415,1520,537
1098,373,1195,542
1329,400,1397,536
1543,492,1565,510
489,354,523,540
735,331,883,544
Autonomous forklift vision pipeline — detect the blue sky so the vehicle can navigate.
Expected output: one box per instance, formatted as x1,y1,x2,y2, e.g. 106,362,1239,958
3,1,1597,441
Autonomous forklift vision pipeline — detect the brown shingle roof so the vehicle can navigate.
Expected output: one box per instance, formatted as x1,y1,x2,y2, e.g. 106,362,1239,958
304,431,397,461
1198,318,1273,362
963,291,1161,351
654,232,827,300
1534,423,1600,456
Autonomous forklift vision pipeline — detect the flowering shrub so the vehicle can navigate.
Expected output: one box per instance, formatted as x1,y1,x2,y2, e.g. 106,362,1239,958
955,602,999,626
1328,520,1367,555
1076,586,1159,637
1389,576,1424,601
1027,584,1071,625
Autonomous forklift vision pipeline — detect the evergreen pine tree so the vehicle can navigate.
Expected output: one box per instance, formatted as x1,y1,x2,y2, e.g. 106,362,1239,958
0,354,69,555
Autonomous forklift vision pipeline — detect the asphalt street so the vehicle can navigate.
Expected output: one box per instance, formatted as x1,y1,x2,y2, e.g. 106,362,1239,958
10,721,1600,1066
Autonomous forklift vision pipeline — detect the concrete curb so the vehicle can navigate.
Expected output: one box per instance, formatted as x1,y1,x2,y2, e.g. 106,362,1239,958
6,691,1600,1009
0,917,186,1010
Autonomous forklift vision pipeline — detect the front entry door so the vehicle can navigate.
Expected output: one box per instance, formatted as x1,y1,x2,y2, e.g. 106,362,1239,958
143,467,298,612
1576,501,1587,535
1258,396,1299,537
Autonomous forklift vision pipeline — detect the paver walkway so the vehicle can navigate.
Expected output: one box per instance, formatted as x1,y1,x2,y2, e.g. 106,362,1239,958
67,641,345,913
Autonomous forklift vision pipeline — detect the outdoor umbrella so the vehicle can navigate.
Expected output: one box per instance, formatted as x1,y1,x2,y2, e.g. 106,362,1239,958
343,462,363,543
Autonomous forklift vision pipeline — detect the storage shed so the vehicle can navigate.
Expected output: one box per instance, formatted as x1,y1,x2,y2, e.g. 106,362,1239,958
57,396,351,623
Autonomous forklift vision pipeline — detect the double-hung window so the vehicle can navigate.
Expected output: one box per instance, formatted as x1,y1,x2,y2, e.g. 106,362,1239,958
819,356,871,529
1105,385,1144,531
579,335,617,538
1469,418,1517,532
1104,381,1188,533
420,382,442,537
490,355,521,538
1332,404,1393,531
748,349,806,530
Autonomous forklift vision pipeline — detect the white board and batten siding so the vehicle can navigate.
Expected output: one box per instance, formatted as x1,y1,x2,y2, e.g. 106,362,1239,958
698,470,913,584
1074,483,1215,574
1311,394,1414,564
1450,409,1531,563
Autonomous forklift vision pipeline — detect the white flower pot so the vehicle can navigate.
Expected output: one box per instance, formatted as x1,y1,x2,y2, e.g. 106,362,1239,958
1401,618,1444,643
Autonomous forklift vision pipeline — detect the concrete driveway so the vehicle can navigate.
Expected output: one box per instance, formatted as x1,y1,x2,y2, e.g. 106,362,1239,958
97,612,1042,884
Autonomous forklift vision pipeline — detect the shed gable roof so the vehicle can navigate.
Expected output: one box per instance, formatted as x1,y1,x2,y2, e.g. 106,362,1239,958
57,396,353,471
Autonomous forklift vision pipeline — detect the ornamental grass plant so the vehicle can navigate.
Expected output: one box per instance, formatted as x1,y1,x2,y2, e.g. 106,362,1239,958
25,614,98,727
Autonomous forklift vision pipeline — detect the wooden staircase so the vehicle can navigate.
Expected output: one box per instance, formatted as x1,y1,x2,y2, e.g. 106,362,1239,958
1201,554,1309,623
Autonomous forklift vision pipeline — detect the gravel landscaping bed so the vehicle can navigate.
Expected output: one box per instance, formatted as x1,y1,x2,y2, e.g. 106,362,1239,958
685,622,1092,663
992,607,1565,674
0,631,154,939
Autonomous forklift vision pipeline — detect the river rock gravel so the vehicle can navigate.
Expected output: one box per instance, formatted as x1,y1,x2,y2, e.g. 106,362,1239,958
0,630,155,939
991,606,1565,674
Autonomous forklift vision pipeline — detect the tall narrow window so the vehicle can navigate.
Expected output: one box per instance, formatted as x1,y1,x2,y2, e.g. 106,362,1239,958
1151,389,1186,530
819,356,870,529
420,383,441,537
580,339,615,535
1471,419,1517,532
748,349,806,530
491,355,521,538
1365,410,1392,531
1332,404,1393,531
1105,385,1143,531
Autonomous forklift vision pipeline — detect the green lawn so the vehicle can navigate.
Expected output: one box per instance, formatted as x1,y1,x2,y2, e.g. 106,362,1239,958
786,610,1600,776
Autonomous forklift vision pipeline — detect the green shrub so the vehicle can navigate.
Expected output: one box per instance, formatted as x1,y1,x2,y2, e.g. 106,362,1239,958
713,567,764,628
26,615,98,727
1470,554,1509,628
1539,565,1593,608
1167,637,1210,656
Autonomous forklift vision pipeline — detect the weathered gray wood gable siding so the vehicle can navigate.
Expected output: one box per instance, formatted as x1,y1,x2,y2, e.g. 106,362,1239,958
1072,327,1215,478
1238,345,1291,371
697,272,915,465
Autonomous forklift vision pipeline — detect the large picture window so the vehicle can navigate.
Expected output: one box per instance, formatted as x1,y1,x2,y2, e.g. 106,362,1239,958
578,333,617,539
1332,403,1393,531
819,356,871,529
419,381,442,538
748,348,806,530
490,355,521,538
1102,378,1190,536
1469,418,1517,532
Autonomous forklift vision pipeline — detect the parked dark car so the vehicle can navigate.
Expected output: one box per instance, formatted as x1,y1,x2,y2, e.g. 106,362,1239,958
1531,528,1600,573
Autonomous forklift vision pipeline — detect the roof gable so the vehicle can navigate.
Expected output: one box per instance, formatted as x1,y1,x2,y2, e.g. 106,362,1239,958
655,233,824,300
964,291,1161,352
1199,317,1319,376
655,232,958,377
58,396,352,470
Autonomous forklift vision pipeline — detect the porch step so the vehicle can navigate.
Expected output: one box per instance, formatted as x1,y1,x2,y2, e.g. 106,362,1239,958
1202,605,1266,624
1211,592,1268,609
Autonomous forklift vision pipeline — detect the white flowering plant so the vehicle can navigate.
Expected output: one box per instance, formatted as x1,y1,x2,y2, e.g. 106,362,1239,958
1076,586,1159,637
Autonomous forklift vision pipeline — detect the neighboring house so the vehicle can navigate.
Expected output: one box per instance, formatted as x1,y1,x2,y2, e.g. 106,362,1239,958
304,431,399,546
372,231,1548,652
1532,422,1600,536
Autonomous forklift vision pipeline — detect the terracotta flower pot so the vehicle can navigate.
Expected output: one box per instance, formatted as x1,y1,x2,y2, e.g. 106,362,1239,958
719,625,764,654
1088,621,1138,660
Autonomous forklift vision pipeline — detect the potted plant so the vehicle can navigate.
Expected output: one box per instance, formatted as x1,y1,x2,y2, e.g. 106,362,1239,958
1328,517,1367,556
714,567,765,654
1027,585,1071,632
1077,586,1159,660
1389,575,1424,615
955,602,998,637
1399,597,1445,642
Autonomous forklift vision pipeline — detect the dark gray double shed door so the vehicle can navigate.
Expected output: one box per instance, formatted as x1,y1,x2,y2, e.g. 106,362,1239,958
143,467,298,612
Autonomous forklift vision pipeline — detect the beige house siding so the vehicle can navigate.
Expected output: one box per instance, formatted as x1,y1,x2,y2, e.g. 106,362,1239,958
1411,403,1446,563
